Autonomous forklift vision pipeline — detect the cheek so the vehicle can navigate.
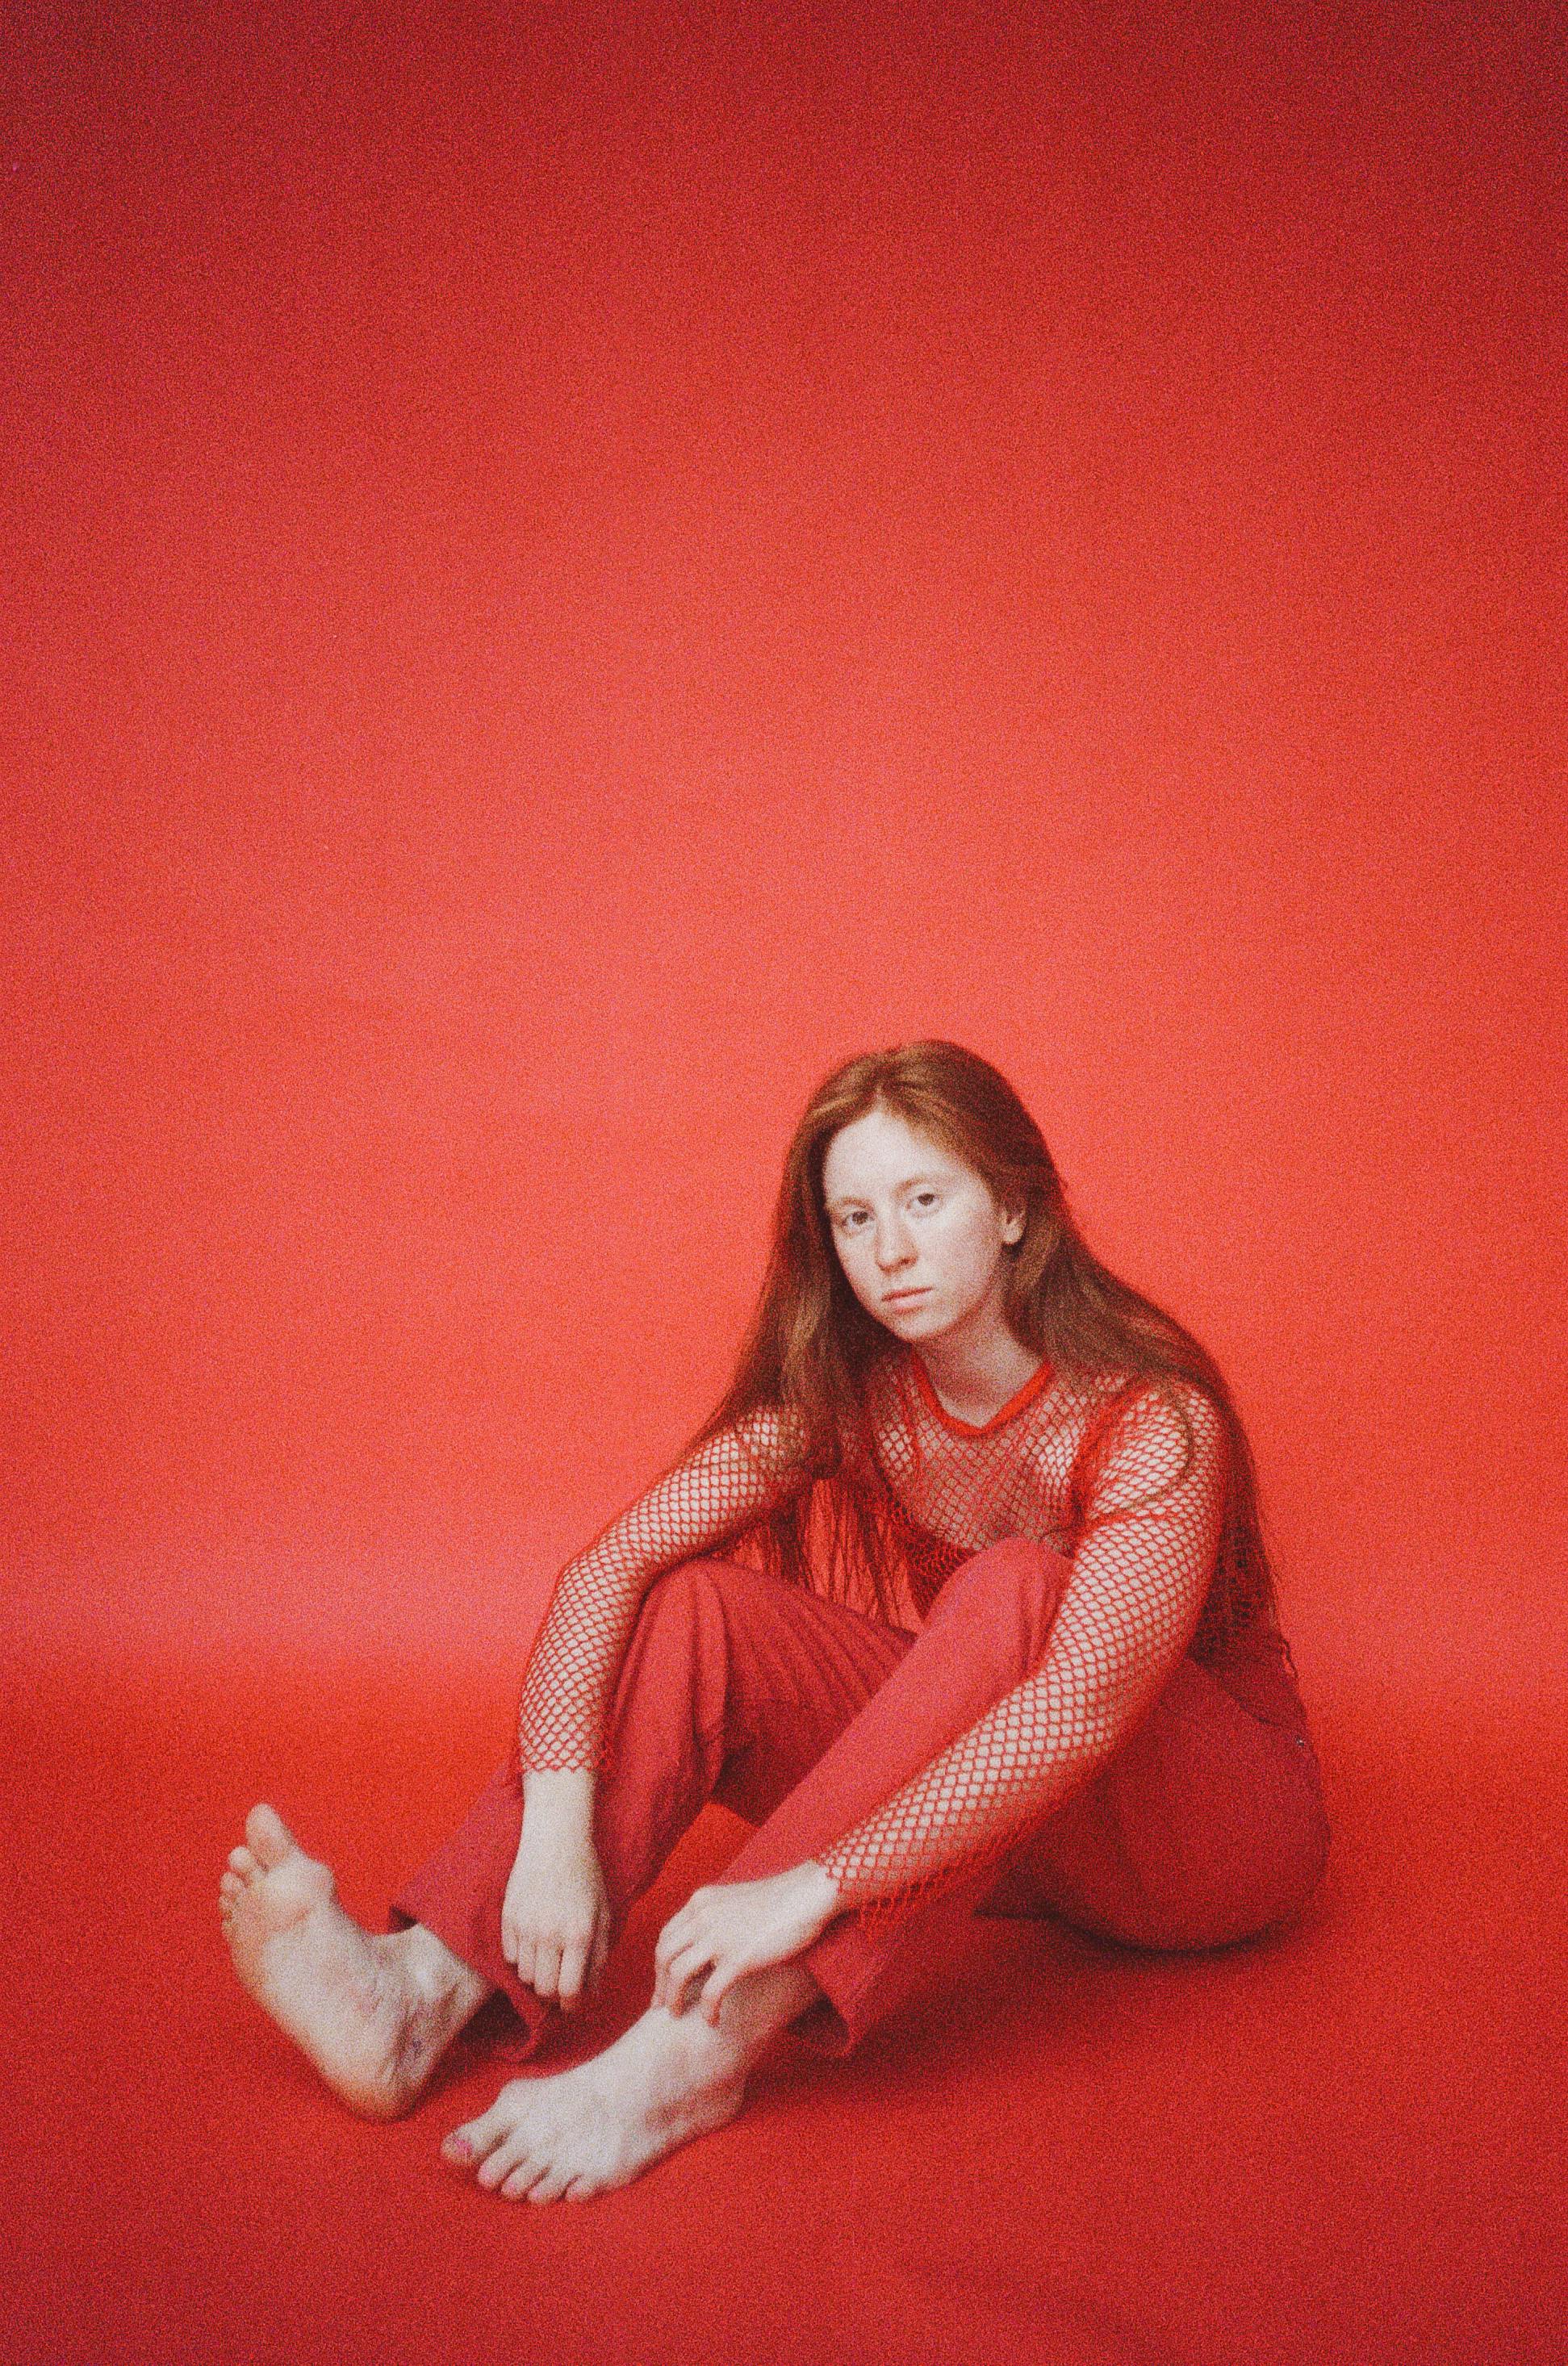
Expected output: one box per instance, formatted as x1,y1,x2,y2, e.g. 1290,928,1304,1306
949,1218,1001,1290
833,1233,871,1290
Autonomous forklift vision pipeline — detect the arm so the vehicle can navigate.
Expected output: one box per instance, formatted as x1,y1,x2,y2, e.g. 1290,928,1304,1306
505,1403,811,2010
813,1382,1231,1929
517,1403,812,1777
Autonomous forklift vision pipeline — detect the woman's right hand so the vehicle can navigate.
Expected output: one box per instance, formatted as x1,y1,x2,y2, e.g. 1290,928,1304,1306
501,1823,613,2012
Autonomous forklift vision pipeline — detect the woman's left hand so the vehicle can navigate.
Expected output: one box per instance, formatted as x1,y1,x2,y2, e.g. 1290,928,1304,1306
653,1862,843,2025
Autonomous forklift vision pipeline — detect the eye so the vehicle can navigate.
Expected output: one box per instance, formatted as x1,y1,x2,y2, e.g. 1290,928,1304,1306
910,1190,940,1211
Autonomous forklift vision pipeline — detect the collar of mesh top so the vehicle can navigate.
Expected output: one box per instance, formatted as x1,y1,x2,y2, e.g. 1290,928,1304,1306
904,1344,1056,1439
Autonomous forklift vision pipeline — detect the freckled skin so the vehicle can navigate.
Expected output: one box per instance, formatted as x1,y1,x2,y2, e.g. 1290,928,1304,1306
822,1108,1036,1424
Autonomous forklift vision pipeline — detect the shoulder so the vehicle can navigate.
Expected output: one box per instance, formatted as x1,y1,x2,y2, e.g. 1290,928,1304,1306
1077,1372,1229,1485
721,1401,814,1476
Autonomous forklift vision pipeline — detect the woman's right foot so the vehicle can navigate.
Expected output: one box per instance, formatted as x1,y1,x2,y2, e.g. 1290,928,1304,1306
220,1804,487,2119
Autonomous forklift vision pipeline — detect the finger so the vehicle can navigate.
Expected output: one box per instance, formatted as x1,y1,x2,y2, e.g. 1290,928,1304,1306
556,1942,587,2011
653,1917,689,1975
515,1941,535,1991
651,1925,683,2004
533,1942,562,2000
660,1944,694,2013
590,1918,612,1985
665,1942,711,2017
500,1920,517,1968
700,1963,738,2026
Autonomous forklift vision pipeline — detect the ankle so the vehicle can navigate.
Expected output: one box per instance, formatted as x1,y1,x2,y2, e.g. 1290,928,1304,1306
728,1958,822,2039
395,1922,485,2014
691,1961,822,2070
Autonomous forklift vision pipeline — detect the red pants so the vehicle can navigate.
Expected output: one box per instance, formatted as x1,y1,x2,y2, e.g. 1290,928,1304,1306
390,1540,1331,2059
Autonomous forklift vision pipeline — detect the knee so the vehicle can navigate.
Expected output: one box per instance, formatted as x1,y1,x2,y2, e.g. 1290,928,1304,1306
633,1555,771,1639
636,1557,723,1628
927,1535,1066,1617
1255,1749,1332,1935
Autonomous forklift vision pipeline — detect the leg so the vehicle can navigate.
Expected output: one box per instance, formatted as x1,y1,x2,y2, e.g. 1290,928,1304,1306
415,1558,927,2198
436,1536,1077,2205
424,1544,1327,2201
978,1625,1332,1947
632,1547,1328,2051
441,1954,826,2202
220,1804,492,2117
390,1554,919,2059
403,1537,1072,2073
713,1533,1080,2054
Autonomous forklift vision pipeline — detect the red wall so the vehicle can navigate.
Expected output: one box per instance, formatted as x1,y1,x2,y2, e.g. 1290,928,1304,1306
6,4,1564,1694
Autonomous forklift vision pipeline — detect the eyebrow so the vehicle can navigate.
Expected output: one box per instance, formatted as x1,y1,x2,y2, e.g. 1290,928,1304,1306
825,1171,949,1214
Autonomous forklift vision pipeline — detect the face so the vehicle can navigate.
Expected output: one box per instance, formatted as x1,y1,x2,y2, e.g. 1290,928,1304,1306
821,1107,1025,1349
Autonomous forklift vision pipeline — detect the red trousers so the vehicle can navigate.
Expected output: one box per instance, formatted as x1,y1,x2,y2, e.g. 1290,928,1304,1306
390,1540,1331,2059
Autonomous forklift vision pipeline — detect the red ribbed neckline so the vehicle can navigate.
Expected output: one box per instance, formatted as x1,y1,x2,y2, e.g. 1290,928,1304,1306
906,1347,1055,1438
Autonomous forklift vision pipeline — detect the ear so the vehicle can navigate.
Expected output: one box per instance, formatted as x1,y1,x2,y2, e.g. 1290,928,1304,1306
1001,1205,1027,1247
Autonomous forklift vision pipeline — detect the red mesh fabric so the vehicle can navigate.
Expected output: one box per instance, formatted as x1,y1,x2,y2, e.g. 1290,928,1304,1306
516,1407,812,1771
817,1371,1231,1933
517,1352,1235,1925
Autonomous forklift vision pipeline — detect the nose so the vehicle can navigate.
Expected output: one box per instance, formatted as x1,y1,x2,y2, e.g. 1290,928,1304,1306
873,1212,916,1272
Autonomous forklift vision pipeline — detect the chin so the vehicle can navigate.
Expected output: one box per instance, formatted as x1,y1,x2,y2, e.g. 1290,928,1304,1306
881,1301,946,1336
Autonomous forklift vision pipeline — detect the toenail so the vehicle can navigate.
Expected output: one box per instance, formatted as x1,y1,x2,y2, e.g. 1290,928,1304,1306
445,2137,473,2162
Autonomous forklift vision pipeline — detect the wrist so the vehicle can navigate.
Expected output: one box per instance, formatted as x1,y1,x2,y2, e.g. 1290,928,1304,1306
521,1767,597,1825
797,1858,843,1917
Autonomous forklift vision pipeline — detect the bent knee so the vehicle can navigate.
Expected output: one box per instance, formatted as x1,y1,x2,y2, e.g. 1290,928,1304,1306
938,1535,1068,1599
917,1536,1071,1641
1037,1768,1332,1954
636,1554,778,1626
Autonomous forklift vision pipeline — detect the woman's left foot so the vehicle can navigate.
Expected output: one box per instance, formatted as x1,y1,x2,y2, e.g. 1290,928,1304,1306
442,2001,751,2201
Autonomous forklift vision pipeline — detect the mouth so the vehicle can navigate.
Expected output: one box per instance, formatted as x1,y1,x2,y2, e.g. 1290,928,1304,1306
882,1288,931,1305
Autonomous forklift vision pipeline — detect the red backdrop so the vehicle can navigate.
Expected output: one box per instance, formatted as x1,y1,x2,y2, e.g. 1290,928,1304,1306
7,5,1562,1699
5,10,1565,2364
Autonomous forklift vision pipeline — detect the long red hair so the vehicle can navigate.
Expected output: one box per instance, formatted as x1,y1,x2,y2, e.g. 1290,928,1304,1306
674,1039,1279,1652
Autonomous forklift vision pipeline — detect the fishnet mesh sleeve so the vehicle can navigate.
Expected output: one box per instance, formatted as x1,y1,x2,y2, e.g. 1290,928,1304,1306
517,1407,810,1774
814,1384,1230,1934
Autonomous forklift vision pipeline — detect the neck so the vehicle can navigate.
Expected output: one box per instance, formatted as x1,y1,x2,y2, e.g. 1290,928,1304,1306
913,1310,1043,1428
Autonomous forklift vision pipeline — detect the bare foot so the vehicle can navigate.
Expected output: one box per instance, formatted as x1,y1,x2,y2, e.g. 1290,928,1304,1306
441,1958,819,2201
220,1804,488,2119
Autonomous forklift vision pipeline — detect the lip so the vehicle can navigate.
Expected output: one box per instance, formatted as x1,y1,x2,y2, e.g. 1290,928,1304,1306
882,1287,931,1304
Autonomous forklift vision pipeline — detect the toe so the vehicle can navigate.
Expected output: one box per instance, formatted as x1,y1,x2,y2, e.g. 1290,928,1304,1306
444,2117,492,2166
476,2138,529,2193
220,1870,245,1900
500,2161,549,2201
525,2165,574,2204
228,1847,259,1880
245,1803,297,1869
444,2088,524,2168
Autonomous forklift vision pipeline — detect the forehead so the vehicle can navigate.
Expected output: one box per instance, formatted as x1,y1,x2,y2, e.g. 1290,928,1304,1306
822,1108,974,1198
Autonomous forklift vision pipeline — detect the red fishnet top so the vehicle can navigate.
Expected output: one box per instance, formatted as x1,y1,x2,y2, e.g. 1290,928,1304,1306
516,1348,1236,1930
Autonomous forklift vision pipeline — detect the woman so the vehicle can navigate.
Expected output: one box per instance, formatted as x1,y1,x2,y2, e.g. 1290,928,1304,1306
220,1041,1331,2202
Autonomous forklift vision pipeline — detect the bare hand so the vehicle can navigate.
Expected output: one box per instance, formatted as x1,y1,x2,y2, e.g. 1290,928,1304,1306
653,1862,842,2026
501,1828,612,2013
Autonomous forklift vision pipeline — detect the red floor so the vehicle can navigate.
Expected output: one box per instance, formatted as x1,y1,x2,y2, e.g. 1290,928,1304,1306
6,1569,1561,2366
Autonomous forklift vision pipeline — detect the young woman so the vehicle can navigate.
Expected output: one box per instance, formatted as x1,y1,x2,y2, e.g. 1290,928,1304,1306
220,1040,1330,2203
